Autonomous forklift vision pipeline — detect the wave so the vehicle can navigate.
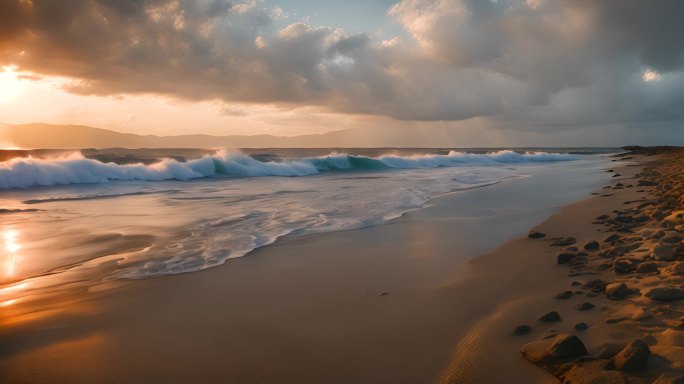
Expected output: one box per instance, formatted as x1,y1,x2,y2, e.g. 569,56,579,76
0,150,576,189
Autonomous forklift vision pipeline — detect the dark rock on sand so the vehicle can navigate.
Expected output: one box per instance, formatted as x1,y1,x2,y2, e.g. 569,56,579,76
583,241,600,251
604,234,621,243
557,252,576,265
520,334,587,366
646,287,684,302
661,233,683,244
654,244,679,261
584,279,608,293
637,261,660,274
556,291,573,299
605,282,638,300
528,231,546,239
613,258,634,274
551,237,577,246
576,302,595,311
609,339,651,372
513,325,532,335
539,311,562,322
574,322,589,331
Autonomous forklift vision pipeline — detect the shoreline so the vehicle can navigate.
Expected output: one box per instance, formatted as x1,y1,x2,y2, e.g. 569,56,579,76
1,154,629,383
439,148,684,383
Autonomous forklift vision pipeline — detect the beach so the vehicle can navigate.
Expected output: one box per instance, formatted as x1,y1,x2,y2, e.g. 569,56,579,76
1,148,682,383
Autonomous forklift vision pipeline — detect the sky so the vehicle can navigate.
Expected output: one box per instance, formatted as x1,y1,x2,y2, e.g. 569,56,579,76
0,0,683,146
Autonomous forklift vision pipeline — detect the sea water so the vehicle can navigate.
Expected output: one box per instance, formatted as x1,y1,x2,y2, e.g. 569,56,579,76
0,148,617,300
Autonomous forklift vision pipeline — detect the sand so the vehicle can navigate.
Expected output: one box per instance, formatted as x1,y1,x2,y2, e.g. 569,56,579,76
438,148,684,383
4,150,682,383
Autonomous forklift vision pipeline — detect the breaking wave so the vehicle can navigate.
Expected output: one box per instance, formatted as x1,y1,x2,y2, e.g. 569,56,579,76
0,150,576,189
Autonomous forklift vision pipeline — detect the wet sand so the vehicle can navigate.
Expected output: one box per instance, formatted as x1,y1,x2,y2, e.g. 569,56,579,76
1,159,620,383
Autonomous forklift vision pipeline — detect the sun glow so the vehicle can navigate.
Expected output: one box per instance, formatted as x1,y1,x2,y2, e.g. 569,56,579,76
3,229,22,277
0,66,26,103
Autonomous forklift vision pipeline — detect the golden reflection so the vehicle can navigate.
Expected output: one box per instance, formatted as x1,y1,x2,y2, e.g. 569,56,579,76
3,228,22,278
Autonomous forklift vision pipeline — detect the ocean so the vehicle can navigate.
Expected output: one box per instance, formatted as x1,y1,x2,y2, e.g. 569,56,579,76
0,148,618,300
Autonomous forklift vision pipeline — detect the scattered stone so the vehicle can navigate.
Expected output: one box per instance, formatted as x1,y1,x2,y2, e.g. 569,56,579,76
380,292,389,296
604,234,621,243
539,311,562,323
551,237,577,246
576,302,595,311
661,233,683,244
574,322,589,331
583,241,600,251
606,316,629,324
605,282,638,300
556,291,573,300
646,287,684,302
654,244,679,261
519,334,587,366
613,258,634,274
609,339,651,372
513,325,532,335
637,261,659,274
584,279,607,290
557,252,575,265
528,231,546,239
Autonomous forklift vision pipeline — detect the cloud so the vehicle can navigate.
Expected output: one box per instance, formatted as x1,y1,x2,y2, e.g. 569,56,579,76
1,0,683,132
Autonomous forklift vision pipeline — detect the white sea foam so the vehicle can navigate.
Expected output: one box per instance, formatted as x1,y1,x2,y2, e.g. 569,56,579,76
0,150,575,189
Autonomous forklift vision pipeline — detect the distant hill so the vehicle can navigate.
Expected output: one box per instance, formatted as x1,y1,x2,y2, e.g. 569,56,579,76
0,123,367,149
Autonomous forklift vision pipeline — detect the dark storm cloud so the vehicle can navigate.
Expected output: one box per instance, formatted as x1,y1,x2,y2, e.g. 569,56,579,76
1,0,683,129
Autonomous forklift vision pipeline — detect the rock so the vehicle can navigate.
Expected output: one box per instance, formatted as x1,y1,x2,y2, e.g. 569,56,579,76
584,279,608,293
551,237,577,246
556,291,573,299
637,261,659,274
604,234,621,243
557,252,575,264
613,258,634,274
574,322,589,331
654,244,679,261
539,311,562,322
611,339,651,372
604,282,638,300
661,233,683,244
583,241,600,251
519,334,587,366
513,325,532,335
646,287,684,302
528,231,546,239
576,302,595,311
